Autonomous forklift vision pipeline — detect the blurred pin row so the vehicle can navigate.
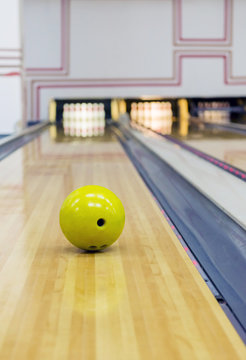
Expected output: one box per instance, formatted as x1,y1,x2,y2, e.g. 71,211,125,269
130,101,173,135
198,101,230,109
62,103,105,137
197,101,230,124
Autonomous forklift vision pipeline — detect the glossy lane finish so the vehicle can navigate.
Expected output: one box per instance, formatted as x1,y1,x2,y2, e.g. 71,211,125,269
184,134,246,172
0,129,245,360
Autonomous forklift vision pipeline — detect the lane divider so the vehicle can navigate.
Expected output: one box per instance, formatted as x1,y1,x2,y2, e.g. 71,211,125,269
137,124,246,182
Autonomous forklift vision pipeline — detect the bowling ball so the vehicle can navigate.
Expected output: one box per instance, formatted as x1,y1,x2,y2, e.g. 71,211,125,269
59,185,125,251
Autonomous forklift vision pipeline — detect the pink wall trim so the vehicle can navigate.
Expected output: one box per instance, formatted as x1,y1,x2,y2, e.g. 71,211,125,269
0,57,22,60
24,0,232,77
2,72,21,76
0,49,21,52
33,51,244,120
0,55,22,68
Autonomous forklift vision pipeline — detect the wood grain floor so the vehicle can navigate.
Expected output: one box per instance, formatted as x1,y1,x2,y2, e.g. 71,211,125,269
185,138,246,171
0,128,245,359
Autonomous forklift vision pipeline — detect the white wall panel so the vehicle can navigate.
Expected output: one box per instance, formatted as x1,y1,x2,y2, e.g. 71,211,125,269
0,0,21,48
24,0,61,69
70,0,173,78
0,77,22,133
23,0,246,121
181,58,226,96
0,0,23,133
182,0,224,39
231,0,246,77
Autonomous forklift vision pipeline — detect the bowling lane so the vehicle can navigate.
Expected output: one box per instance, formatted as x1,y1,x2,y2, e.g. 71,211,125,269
129,124,246,229
182,127,246,172
0,126,245,360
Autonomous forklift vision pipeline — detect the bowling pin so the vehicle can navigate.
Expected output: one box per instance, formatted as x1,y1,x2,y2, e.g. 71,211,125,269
69,104,75,136
130,103,137,123
75,103,81,137
99,103,105,135
63,103,69,135
87,103,93,137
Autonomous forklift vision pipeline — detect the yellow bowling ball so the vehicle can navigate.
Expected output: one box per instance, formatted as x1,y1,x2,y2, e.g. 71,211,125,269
59,185,125,251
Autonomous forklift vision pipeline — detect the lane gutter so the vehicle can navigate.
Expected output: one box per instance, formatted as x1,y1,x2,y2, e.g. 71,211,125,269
0,121,50,162
112,122,246,343
144,125,246,183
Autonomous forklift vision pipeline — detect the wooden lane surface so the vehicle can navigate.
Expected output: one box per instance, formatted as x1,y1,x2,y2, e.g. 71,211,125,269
0,128,245,360
185,138,246,172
